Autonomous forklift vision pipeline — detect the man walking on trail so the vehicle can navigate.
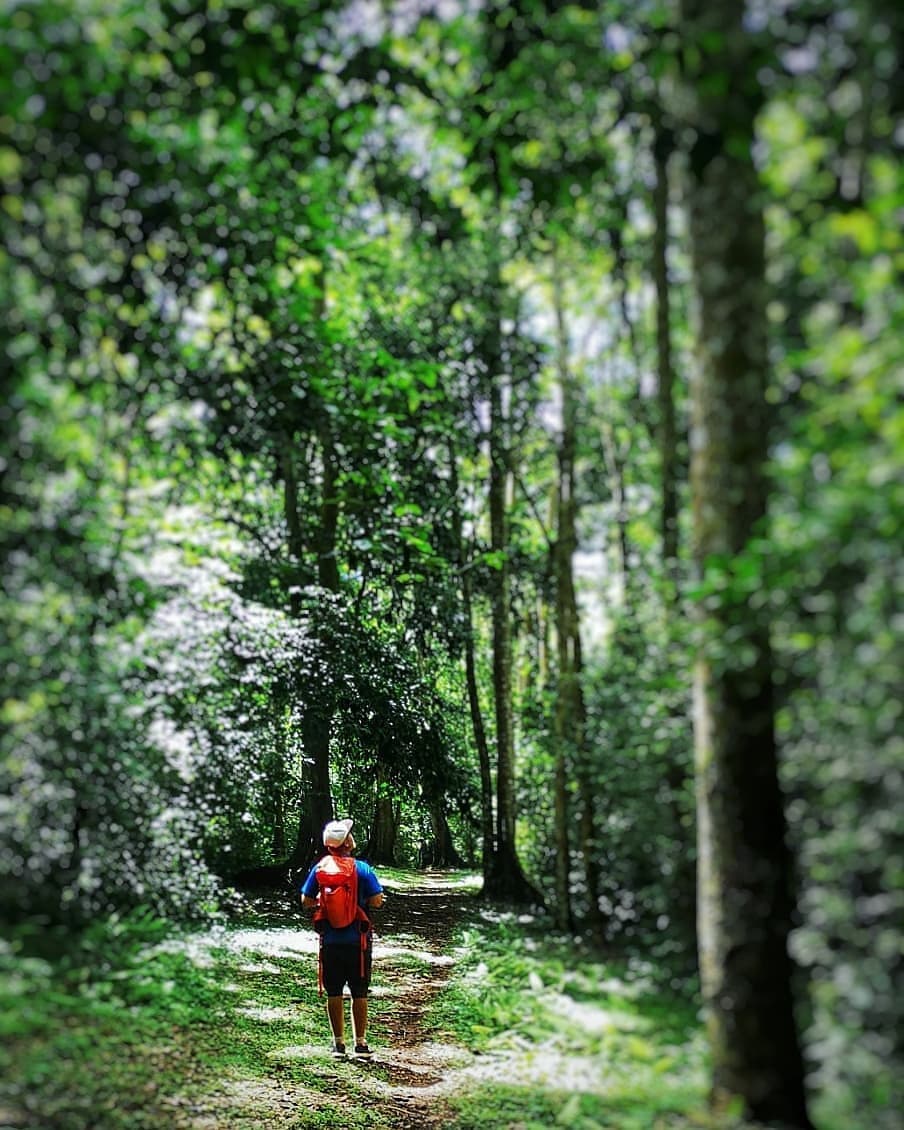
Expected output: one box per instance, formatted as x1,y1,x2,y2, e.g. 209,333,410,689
300,818,384,1058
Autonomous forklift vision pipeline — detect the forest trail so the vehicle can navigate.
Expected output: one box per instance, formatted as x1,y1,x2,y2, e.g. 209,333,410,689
327,873,475,1129
182,871,482,1130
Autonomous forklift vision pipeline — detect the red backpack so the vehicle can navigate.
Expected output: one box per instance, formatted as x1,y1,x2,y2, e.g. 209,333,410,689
313,854,365,929
311,854,371,995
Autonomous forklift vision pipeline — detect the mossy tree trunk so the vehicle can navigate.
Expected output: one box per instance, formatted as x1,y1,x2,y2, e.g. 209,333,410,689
482,234,536,905
653,126,679,580
451,448,495,885
551,246,580,933
681,3,812,1125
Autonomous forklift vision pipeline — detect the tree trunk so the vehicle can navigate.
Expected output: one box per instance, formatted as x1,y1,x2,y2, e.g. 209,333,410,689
290,707,334,870
551,246,576,932
287,248,343,871
266,701,288,861
681,4,812,1124
428,800,465,868
601,422,630,604
315,421,341,593
482,239,537,905
463,558,496,882
282,436,333,871
369,763,398,865
285,430,339,871
450,448,496,884
653,127,679,580
563,583,606,943
281,438,305,616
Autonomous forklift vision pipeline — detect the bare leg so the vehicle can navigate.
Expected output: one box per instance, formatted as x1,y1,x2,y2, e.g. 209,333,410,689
351,997,368,1044
326,996,345,1044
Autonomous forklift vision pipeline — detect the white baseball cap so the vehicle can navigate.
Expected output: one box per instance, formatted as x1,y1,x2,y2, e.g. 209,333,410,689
323,818,354,848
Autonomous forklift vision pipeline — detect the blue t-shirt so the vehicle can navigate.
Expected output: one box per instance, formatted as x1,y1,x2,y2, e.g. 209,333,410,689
301,857,383,945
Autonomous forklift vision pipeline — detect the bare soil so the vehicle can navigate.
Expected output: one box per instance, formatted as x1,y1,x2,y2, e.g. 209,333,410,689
352,876,477,1128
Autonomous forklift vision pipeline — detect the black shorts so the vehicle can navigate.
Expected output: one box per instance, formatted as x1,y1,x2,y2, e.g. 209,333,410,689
321,942,373,998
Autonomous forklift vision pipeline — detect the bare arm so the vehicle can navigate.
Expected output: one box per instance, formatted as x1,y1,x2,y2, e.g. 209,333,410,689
367,892,384,909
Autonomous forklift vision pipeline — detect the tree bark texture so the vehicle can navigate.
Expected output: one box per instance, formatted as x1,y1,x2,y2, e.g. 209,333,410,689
428,800,466,868
681,4,812,1124
288,707,334,869
369,763,399,865
482,245,535,904
552,249,578,932
488,332,517,879
653,128,679,578
463,558,496,879
450,449,496,884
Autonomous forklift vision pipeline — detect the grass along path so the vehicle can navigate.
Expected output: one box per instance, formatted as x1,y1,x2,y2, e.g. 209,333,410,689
1,870,866,1129
1,871,479,1129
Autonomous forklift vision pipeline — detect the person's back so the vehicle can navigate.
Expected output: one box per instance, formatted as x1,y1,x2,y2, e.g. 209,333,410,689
300,819,384,1057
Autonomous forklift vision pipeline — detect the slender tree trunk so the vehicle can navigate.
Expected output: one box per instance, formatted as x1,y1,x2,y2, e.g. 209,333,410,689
270,706,288,860
315,422,341,593
488,335,516,879
565,603,605,943
483,240,536,904
551,247,577,932
450,448,496,884
369,763,398,865
282,436,333,869
653,127,679,578
681,4,812,1124
601,422,630,603
281,438,305,616
290,708,334,869
536,592,550,690
286,429,338,870
654,127,695,933
463,559,495,882
288,262,339,873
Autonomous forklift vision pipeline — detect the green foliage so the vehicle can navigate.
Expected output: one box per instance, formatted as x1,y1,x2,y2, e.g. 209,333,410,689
430,906,743,1130
754,31,904,1114
1,0,899,1119
549,582,696,957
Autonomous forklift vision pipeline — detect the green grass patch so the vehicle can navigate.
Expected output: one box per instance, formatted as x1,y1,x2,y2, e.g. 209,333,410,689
0,909,380,1128
377,866,482,892
427,904,898,1130
4,877,892,1130
426,907,740,1130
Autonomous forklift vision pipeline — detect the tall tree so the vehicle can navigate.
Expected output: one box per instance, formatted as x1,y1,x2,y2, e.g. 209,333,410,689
550,244,590,933
483,238,526,899
450,448,496,884
680,2,812,1124
652,127,680,579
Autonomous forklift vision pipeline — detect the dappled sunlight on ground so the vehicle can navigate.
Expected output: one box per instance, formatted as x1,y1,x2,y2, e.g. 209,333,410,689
170,1074,328,1129
143,925,316,969
380,870,482,893
375,942,455,965
206,877,704,1124
131,876,711,1129
544,993,650,1034
233,1004,299,1022
235,960,283,974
